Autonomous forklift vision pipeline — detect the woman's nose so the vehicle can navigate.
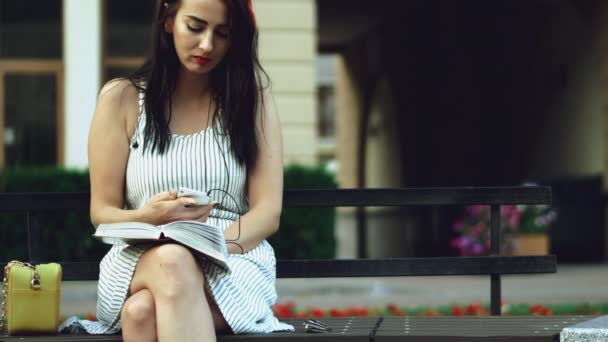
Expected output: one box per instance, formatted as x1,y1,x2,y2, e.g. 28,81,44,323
199,31,213,53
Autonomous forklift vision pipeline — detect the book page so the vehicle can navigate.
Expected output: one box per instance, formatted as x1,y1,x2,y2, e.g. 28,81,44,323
93,220,230,271
94,222,160,241
163,221,229,269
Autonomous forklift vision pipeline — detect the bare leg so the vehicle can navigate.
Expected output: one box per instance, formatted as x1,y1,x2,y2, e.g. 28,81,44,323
129,243,218,341
121,288,157,342
203,276,231,333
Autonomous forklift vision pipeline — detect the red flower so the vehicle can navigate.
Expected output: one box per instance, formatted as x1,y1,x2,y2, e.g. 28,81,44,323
529,304,544,315
386,303,400,313
451,305,464,316
466,303,482,315
393,309,406,316
345,306,368,316
309,308,325,318
294,312,308,318
529,305,553,316
329,308,348,317
423,309,440,316
273,303,294,318
86,312,96,321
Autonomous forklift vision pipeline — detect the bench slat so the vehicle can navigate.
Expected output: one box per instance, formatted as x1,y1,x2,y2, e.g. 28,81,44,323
284,187,551,207
0,187,551,212
1,256,555,281
375,316,590,342
277,256,556,277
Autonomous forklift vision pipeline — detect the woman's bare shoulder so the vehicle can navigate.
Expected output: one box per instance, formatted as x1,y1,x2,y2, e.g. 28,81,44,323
98,78,140,112
96,78,141,135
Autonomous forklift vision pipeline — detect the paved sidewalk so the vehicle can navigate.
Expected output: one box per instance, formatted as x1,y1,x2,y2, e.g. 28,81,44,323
57,263,608,316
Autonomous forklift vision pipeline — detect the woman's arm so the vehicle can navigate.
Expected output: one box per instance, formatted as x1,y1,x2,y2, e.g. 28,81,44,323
222,89,284,254
89,79,217,228
89,79,143,227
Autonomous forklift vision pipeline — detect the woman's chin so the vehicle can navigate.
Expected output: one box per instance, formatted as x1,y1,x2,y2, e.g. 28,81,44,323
181,61,213,75
189,66,211,75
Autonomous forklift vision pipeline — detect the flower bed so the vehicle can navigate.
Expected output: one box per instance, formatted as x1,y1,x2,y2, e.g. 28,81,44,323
270,301,608,318
65,302,607,323
451,202,557,256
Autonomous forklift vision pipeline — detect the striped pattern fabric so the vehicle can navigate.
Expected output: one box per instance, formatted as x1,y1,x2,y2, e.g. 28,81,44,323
58,94,294,335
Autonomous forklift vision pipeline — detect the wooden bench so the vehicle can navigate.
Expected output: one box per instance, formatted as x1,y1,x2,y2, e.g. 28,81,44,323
0,187,589,341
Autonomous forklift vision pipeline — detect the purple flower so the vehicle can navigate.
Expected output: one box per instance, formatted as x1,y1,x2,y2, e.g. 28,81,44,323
509,210,522,228
472,243,484,255
453,202,558,256
470,224,483,238
466,205,487,217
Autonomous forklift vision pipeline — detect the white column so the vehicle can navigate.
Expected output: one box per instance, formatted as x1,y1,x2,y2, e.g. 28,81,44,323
63,0,102,169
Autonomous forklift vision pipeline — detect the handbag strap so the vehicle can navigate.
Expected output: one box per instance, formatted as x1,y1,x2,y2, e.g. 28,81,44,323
0,261,39,335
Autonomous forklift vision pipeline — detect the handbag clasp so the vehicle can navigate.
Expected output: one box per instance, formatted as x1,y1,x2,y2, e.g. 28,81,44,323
30,270,41,290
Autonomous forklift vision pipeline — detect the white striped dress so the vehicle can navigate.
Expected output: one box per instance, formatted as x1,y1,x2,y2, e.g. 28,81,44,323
59,94,294,335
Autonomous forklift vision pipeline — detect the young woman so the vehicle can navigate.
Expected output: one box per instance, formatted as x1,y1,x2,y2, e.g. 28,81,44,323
59,0,294,340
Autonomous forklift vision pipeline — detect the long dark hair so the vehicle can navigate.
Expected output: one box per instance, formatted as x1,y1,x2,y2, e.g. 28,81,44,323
129,0,268,169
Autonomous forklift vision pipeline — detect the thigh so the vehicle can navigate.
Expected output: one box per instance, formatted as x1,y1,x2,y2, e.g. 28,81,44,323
204,282,231,333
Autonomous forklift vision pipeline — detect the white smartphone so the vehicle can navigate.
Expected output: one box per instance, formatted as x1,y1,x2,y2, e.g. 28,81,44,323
176,187,213,206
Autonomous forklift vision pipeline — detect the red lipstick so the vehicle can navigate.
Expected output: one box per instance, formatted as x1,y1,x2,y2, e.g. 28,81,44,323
193,56,211,65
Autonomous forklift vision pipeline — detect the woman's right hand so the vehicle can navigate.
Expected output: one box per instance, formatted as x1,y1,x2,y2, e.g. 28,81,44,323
139,190,218,225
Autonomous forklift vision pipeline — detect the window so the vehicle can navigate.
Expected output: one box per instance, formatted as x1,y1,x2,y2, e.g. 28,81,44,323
316,54,337,163
104,0,155,82
0,0,63,167
4,74,58,166
0,1,62,58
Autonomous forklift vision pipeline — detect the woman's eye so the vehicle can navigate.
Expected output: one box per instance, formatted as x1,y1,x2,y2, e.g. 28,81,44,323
187,25,203,32
216,31,229,39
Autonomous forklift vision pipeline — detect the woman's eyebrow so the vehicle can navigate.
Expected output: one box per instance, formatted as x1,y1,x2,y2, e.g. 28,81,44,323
185,15,228,28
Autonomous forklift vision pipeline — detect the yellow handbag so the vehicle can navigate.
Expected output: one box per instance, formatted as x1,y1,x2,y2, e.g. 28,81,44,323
0,261,62,335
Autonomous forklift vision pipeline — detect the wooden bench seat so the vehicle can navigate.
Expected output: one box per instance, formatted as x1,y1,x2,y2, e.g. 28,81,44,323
0,316,592,341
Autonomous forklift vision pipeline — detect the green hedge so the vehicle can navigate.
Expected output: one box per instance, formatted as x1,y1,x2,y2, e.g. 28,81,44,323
0,167,99,261
0,165,336,261
268,164,337,259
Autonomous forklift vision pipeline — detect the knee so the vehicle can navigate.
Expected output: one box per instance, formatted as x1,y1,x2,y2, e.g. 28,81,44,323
151,244,205,297
122,290,155,325
153,243,199,274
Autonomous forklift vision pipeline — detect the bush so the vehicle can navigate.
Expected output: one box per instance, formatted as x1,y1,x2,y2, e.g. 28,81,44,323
270,164,337,259
0,164,337,261
0,167,105,261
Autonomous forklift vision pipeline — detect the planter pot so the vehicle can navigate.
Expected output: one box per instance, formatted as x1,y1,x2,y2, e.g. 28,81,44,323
513,234,550,256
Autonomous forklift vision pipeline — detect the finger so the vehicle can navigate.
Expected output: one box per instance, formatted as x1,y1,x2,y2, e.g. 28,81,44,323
199,202,217,213
178,197,197,207
180,205,211,220
195,201,219,210
187,201,217,211
195,213,210,223
168,189,177,199
179,207,209,221
148,190,173,203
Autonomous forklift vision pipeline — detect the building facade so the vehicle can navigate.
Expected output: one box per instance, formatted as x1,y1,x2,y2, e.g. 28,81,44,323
0,0,321,169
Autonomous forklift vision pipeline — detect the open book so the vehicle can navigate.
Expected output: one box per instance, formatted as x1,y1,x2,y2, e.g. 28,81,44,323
93,221,229,270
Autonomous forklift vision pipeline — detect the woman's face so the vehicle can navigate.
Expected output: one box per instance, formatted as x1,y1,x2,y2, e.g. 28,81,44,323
165,0,231,75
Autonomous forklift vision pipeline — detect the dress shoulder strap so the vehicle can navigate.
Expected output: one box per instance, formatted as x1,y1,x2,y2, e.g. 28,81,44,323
130,84,146,148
